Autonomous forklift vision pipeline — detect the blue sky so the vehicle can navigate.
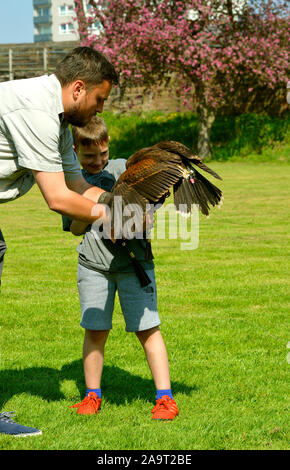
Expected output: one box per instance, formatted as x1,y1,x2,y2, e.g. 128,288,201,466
0,0,33,44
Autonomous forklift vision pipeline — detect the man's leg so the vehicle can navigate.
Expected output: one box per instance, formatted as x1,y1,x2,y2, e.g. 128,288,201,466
0,231,42,435
0,412,42,437
0,230,7,289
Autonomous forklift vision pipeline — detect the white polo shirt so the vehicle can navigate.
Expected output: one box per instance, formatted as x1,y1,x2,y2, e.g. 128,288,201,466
0,74,81,203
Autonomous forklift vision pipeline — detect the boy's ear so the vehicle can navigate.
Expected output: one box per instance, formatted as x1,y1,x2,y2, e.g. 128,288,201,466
108,136,111,142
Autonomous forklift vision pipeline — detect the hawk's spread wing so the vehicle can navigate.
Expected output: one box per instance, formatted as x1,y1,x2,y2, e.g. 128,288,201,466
112,151,185,207
154,141,222,180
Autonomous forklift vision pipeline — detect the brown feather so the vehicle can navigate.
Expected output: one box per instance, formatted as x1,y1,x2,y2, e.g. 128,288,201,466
153,141,222,180
109,140,223,221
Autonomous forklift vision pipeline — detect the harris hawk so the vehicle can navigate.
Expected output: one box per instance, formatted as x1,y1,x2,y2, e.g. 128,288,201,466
99,140,223,223
98,140,223,287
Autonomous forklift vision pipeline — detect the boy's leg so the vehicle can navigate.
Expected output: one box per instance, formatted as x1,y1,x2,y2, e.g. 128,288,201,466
83,329,110,389
117,269,169,389
136,326,179,420
71,264,115,415
77,264,115,389
117,269,178,419
71,329,109,415
136,326,170,390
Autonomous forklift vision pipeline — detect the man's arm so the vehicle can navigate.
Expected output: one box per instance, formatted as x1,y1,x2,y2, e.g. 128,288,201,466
66,175,102,235
33,170,105,223
66,176,103,202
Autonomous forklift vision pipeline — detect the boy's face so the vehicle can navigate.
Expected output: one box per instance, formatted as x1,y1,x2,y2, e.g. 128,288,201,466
77,139,110,174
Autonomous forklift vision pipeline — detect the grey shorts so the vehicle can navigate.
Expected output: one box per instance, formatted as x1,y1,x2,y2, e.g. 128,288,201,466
77,263,161,332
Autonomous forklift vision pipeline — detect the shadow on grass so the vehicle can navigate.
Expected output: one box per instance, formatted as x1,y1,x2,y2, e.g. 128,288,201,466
0,359,196,408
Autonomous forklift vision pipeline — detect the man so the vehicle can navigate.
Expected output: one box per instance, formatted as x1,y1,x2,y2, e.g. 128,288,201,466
0,230,6,288
0,46,118,436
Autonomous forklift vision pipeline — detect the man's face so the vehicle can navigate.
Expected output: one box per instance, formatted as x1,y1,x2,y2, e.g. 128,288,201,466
65,79,112,127
77,139,110,174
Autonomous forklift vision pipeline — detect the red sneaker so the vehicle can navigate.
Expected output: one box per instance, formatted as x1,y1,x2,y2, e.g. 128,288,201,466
70,392,102,415
151,395,179,420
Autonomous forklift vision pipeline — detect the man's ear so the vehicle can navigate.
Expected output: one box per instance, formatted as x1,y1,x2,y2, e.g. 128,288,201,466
72,80,86,101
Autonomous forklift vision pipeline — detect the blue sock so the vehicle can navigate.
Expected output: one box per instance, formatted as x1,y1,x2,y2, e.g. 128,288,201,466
86,388,102,398
156,389,173,400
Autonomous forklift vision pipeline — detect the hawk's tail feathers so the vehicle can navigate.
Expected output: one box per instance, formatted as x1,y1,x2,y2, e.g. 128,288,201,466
173,170,223,217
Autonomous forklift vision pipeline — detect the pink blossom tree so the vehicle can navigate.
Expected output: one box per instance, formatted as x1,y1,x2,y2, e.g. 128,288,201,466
74,0,289,158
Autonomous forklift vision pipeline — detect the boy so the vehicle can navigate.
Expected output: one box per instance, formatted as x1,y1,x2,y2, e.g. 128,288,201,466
63,116,179,420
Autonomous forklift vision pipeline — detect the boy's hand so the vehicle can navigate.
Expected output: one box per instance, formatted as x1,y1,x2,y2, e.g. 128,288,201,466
145,208,155,233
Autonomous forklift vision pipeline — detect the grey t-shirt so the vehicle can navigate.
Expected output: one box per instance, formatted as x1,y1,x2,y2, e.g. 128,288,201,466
62,159,154,273
0,74,81,203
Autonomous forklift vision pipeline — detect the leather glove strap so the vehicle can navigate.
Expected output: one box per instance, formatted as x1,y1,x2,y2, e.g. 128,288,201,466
98,191,112,205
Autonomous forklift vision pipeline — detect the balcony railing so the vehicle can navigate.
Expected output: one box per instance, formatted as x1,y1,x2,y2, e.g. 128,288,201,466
33,0,51,6
33,33,53,42
34,15,52,25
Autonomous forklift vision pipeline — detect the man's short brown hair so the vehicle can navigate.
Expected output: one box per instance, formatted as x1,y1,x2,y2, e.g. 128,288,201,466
55,46,118,88
72,116,109,148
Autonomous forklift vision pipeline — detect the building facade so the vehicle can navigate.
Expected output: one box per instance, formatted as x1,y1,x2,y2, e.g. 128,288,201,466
33,0,99,43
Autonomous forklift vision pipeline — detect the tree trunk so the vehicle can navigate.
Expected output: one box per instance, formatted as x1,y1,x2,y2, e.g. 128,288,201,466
196,101,216,160
74,0,90,42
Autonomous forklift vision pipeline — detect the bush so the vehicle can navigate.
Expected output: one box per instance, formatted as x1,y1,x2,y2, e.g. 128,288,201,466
102,111,289,162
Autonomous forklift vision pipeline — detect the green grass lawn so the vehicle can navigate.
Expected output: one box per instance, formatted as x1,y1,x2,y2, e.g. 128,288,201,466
0,161,289,450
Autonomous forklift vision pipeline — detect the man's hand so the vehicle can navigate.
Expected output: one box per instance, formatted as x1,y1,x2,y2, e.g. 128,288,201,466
70,219,89,236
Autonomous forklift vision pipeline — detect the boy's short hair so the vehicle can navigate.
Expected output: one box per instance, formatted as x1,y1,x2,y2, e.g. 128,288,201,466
72,116,109,148
55,46,118,88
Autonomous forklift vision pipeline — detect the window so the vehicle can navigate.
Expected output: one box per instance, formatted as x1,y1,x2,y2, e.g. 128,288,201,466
86,2,94,12
38,7,50,16
38,25,51,34
59,4,74,16
89,21,101,33
60,23,74,34
86,1,101,12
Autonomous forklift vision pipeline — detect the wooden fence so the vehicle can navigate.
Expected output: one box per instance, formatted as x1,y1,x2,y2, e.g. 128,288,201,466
0,42,188,113
0,43,75,82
